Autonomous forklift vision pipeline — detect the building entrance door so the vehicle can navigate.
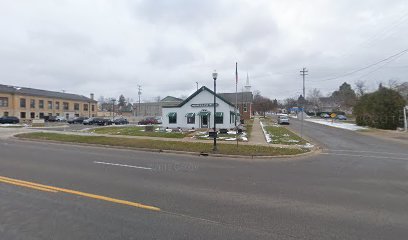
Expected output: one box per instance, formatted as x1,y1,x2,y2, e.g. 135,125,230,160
201,115,208,128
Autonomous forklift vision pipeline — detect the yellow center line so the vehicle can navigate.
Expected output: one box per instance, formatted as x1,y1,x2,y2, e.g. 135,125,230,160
0,176,160,211
0,178,58,193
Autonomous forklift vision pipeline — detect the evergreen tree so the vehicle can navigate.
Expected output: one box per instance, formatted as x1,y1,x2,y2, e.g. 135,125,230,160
354,85,405,129
331,82,357,109
118,94,126,108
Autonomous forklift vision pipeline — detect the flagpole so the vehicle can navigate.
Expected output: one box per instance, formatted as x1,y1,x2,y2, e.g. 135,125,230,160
235,62,238,129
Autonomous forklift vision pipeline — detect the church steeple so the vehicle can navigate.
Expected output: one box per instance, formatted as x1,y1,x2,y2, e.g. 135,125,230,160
244,72,251,92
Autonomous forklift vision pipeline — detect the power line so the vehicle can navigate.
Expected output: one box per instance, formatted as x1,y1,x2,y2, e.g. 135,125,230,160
310,48,408,82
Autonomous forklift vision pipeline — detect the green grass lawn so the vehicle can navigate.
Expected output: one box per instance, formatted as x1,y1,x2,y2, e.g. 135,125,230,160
90,126,185,138
16,132,309,156
265,125,307,145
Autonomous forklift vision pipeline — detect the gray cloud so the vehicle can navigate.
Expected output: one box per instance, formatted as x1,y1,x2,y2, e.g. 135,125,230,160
0,0,407,101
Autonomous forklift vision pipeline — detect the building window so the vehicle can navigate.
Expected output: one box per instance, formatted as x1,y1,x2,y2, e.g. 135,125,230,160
48,113,52,116
215,112,223,124
39,100,44,109
186,113,195,124
20,112,26,119
30,112,35,119
39,112,44,119
243,103,247,112
56,113,60,116
74,103,80,111
20,98,26,108
0,97,8,107
30,99,35,108
84,104,89,111
91,104,95,112
75,114,79,117
48,101,53,109
4,111,9,117
168,112,177,124
63,102,69,110
56,101,60,110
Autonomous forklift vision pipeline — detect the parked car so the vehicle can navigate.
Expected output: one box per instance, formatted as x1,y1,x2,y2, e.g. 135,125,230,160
83,117,95,125
277,115,290,125
46,116,58,122
83,117,111,126
0,116,19,124
320,113,330,118
113,118,129,125
138,117,158,125
154,116,162,124
55,116,66,122
336,114,347,120
68,117,88,124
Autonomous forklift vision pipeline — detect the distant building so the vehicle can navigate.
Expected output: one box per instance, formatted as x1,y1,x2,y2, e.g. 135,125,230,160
133,96,183,117
218,92,253,120
218,73,253,120
0,84,97,121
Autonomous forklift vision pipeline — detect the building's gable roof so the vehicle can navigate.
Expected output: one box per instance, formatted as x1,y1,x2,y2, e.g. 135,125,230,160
160,96,183,102
0,84,96,102
163,86,236,108
218,92,253,103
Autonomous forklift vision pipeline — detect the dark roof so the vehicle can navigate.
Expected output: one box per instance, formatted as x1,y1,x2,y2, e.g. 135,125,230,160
160,96,183,102
163,86,236,108
0,84,96,102
218,92,253,103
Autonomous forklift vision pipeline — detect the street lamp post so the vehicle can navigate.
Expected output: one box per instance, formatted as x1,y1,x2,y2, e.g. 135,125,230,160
212,70,218,152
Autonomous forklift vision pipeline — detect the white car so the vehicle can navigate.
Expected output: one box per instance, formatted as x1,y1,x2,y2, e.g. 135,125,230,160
277,116,289,125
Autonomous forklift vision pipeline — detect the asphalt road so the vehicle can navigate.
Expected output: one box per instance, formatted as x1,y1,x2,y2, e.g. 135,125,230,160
0,120,407,240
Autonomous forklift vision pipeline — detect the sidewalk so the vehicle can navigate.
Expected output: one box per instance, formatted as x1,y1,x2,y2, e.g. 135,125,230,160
247,117,268,145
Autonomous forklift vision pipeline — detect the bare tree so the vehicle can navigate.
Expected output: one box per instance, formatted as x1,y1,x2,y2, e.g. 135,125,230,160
354,80,367,97
306,88,322,113
388,78,400,90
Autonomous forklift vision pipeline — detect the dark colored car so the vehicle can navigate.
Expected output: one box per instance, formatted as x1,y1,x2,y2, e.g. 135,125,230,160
84,117,111,126
0,116,20,124
336,114,347,120
113,118,129,125
138,117,158,125
46,116,59,122
68,117,88,124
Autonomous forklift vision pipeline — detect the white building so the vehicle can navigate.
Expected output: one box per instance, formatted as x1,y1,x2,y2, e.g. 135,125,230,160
162,86,240,129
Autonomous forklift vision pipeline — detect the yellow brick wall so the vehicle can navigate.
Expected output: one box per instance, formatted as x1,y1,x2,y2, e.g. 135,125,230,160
1,93,97,119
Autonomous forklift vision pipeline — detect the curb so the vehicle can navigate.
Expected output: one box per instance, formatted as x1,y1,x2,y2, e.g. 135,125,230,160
12,135,318,160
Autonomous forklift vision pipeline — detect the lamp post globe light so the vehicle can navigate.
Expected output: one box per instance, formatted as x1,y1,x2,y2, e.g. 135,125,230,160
212,70,218,152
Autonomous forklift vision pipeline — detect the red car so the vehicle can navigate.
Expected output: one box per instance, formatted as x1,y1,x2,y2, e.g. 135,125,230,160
137,117,158,125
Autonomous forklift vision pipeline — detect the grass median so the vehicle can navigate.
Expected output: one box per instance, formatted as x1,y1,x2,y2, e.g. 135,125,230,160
15,132,309,156
265,125,307,145
90,126,185,138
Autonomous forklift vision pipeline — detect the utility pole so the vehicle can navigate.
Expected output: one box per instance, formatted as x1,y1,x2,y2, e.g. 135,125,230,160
137,85,142,117
404,106,407,132
300,68,308,138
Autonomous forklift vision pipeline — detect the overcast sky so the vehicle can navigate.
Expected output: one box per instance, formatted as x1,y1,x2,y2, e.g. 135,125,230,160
1,0,407,102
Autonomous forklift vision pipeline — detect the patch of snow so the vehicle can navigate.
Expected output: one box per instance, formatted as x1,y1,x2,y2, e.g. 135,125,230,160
285,139,299,143
260,121,272,143
225,138,237,141
302,143,314,148
305,119,367,131
241,136,248,142
165,129,172,132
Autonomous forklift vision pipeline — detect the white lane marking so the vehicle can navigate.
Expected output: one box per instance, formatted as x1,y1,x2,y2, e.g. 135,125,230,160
324,149,408,156
93,161,152,170
320,152,408,161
